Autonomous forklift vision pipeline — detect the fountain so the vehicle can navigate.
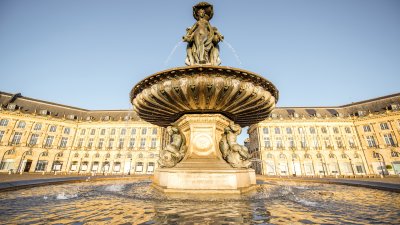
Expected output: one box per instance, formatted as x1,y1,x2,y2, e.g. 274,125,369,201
130,2,278,193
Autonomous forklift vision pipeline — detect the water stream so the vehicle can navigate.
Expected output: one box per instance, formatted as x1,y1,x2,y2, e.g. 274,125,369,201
163,41,183,70
223,40,243,69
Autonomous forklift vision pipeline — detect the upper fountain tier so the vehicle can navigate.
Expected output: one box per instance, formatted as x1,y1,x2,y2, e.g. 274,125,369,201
130,65,279,127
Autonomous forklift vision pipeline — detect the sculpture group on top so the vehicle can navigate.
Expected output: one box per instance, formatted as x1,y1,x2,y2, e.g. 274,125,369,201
158,124,188,168
219,122,252,168
183,2,224,66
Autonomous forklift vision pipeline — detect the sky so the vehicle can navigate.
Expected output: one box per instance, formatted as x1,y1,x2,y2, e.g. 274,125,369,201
1,0,399,144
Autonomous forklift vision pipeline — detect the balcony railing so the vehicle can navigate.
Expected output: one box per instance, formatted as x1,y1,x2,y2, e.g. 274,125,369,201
8,142,21,146
57,146,67,150
44,145,52,149
386,143,398,147
367,145,378,149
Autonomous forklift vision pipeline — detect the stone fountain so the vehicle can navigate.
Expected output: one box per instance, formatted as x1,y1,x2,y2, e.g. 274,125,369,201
130,2,278,194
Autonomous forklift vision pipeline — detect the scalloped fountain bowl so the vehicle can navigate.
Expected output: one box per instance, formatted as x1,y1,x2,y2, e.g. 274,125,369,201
130,65,279,127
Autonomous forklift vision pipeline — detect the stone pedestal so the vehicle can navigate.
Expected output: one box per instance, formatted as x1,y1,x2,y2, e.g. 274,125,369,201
152,114,258,194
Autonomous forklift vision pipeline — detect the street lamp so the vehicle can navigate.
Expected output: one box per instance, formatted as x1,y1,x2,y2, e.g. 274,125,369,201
128,158,132,175
349,158,355,176
320,158,326,176
376,153,385,177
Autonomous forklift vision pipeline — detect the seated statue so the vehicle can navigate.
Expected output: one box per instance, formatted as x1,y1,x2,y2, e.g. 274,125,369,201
219,122,251,168
158,124,188,168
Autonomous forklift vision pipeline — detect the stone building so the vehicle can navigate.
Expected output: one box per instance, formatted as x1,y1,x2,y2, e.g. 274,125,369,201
248,93,400,176
0,92,164,174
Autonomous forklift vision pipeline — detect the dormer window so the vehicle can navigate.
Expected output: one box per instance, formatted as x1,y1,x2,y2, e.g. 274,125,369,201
391,104,399,110
7,104,16,110
125,116,130,120
271,114,277,118
104,116,110,121
339,113,344,117
40,110,47,115
316,113,321,117
68,115,76,119
294,113,299,118
357,111,365,116
86,116,92,121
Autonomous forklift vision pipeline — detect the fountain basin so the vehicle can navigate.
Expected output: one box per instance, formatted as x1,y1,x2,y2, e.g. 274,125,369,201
130,65,278,127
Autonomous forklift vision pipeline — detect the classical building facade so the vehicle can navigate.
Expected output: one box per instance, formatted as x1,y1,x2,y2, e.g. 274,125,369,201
0,92,165,174
1,91,400,176
248,93,400,176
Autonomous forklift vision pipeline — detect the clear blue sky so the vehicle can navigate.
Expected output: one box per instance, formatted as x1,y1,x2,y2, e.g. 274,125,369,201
1,0,399,144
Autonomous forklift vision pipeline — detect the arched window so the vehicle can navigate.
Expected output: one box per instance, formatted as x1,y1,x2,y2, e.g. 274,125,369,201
84,153,89,158
341,154,347,159
391,152,399,158
128,154,132,158
354,153,359,158
316,154,322,158
95,153,100,158
279,154,285,159
106,153,110,158
139,154,143,158
116,154,121,158
74,153,79,158
267,154,272,158
292,154,297,159
304,154,310,159
329,153,335,159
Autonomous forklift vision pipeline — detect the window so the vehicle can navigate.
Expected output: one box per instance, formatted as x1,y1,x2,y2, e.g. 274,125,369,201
45,136,54,147
125,115,130,120
341,154,347,159
8,104,16,110
90,129,96,135
0,119,9,126
111,129,116,135
86,116,92,120
380,123,389,130
294,113,299,118
26,151,32,156
354,154,359,158
11,132,22,145
7,150,15,155
316,154,322,158
128,154,132,158
100,129,106,135
391,152,399,157
292,154,297,159
28,134,39,146
300,137,307,148
140,138,146,148
272,114,277,118
87,138,94,148
323,137,331,148
40,110,47,115
142,129,147,135
74,153,79,158
98,138,104,148
321,127,327,133
95,153,100,158
77,138,83,147
383,134,395,147
80,129,86,135
276,137,283,148
108,138,114,148
304,154,310,159
263,128,269,134
104,116,111,121
312,137,318,148
336,137,343,148
68,115,75,119
121,129,126,135
333,127,339,134
150,154,154,158
316,113,321,117
274,128,280,134
42,152,48,156
286,128,292,134
129,138,135,148
309,127,315,134
329,154,335,159
131,128,137,135
116,154,121,159
0,131,4,142
139,154,143,158
152,128,157,135
366,136,376,148
363,125,371,132
348,138,356,148
279,154,285,159
373,152,380,158
358,111,365,116
267,154,272,158
64,128,70,134
345,127,351,134
298,128,303,134
17,121,26,129
34,123,42,130
49,126,57,132
151,138,157,148
106,153,110,158
60,137,68,148
288,137,294,147
56,153,63,157
119,138,125,148
264,137,270,148
84,153,89,158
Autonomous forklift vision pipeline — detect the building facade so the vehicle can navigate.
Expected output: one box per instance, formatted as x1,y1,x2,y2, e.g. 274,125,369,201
248,93,400,176
0,92,164,174
1,91,399,176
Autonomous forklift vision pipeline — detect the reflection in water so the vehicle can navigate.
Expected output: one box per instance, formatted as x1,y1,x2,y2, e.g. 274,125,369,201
0,179,399,224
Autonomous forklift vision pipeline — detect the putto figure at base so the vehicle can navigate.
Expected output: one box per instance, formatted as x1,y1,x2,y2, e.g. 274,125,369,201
220,122,252,168
183,2,224,66
158,124,188,168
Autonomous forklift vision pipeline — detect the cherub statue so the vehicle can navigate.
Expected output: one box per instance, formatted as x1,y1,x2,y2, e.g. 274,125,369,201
183,2,223,66
219,122,251,168
158,124,188,168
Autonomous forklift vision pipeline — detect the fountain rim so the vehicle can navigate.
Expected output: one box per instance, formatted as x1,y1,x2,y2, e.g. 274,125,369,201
129,65,279,103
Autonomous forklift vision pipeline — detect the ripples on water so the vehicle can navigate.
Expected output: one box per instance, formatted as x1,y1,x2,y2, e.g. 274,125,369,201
0,179,399,224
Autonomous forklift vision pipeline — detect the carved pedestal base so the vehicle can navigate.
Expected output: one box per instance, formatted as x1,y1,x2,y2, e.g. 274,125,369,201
152,114,258,194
